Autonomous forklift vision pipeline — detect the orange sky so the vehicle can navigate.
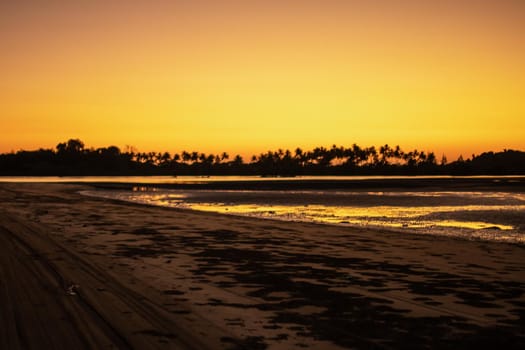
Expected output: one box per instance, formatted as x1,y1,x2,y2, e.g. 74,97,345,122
1,0,524,160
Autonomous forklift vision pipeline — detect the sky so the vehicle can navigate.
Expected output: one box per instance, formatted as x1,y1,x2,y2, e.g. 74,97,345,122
1,0,524,160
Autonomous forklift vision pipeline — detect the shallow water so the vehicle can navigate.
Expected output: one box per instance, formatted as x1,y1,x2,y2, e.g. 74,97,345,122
2,174,524,183
82,186,525,244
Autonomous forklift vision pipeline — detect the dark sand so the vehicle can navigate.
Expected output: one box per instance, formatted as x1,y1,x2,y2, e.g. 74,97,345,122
1,183,524,349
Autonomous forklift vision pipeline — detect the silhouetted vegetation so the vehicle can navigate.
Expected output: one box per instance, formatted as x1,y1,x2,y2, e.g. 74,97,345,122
0,139,524,176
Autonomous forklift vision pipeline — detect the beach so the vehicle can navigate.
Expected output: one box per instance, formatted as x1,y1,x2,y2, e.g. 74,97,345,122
1,183,524,349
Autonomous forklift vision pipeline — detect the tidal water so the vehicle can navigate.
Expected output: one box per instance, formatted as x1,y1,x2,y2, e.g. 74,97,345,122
3,175,523,243
76,176,525,244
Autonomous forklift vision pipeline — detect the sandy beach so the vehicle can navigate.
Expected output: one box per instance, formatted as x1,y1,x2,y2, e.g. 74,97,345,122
1,183,524,349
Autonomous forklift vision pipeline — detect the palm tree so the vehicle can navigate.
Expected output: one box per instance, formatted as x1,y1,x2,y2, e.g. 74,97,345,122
190,151,199,164
404,150,419,167
181,151,191,164
352,144,366,166
393,145,403,164
233,155,243,164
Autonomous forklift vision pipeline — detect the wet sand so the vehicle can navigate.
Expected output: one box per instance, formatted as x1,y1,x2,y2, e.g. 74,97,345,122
1,183,524,349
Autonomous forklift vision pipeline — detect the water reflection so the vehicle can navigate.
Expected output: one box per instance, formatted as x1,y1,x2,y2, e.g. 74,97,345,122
82,188,525,243
188,203,516,231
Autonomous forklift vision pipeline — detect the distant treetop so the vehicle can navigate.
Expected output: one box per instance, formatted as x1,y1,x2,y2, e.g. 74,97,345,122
0,139,523,176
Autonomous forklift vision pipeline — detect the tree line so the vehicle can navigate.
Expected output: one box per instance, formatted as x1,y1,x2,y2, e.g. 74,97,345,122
0,139,524,176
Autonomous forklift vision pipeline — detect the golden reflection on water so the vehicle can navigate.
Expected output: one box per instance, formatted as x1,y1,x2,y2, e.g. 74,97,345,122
81,189,523,243
188,203,516,231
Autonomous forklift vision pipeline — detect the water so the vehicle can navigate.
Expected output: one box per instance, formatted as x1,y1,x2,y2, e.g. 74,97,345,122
2,175,523,183
78,178,525,244
3,175,523,243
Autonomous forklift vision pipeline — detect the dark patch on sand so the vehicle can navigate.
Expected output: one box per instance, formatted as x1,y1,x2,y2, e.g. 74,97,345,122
132,227,161,235
186,242,525,349
221,336,268,350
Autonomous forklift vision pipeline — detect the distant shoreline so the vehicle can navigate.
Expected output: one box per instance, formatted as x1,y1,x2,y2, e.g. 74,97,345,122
78,175,525,193
2,140,525,177
2,174,525,192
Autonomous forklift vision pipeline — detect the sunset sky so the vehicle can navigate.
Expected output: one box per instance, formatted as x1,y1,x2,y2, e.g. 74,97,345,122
1,0,524,160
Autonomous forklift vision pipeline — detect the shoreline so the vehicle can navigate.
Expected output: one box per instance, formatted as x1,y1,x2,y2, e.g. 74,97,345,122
81,185,525,245
1,183,524,349
85,175,525,192
2,175,525,192
83,190,525,246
